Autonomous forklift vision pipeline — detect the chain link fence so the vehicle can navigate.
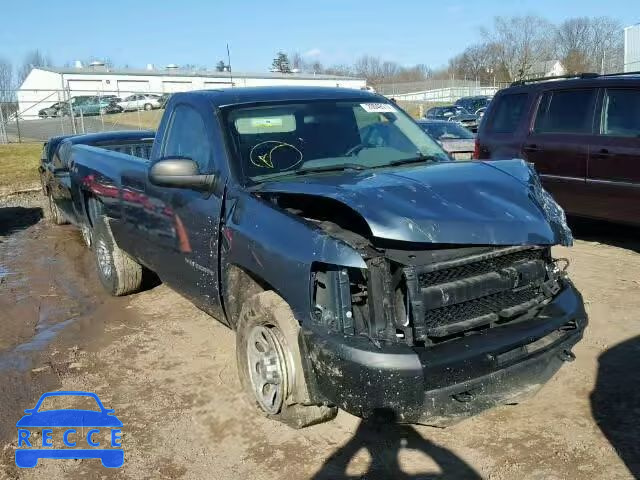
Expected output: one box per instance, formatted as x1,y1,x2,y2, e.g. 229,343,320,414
0,88,166,143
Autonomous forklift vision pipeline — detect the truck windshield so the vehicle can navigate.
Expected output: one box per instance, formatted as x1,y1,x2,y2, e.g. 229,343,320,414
224,100,450,183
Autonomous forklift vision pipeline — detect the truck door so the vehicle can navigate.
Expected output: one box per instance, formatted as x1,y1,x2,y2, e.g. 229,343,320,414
523,88,596,218
144,102,225,321
585,87,640,224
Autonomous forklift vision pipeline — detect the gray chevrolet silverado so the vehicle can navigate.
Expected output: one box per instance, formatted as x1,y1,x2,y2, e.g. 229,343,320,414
63,87,586,428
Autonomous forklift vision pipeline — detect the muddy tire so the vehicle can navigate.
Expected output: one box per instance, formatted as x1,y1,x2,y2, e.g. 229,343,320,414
236,291,337,428
93,215,142,296
47,195,68,225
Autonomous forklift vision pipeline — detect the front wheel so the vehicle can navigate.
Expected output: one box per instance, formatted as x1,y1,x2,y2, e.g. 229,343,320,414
143,103,153,111
93,216,143,296
236,291,337,428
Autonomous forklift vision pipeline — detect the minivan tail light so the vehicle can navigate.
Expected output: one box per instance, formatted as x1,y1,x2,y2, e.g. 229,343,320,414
472,138,480,160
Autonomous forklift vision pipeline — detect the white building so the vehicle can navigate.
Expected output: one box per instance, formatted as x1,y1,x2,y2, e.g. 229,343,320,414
526,60,566,79
624,24,640,72
17,65,367,119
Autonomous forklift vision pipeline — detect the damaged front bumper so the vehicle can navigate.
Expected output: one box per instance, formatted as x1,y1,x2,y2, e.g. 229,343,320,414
304,282,587,426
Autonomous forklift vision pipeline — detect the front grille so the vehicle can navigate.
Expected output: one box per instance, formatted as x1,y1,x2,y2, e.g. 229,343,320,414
418,248,545,287
423,285,541,330
408,247,554,342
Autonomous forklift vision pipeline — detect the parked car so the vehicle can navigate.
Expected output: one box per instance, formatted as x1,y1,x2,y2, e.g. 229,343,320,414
117,94,161,111
58,87,586,429
455,95,492,115
70,96,121,116
157,93,172,108
417,120,475,159
424,105,479,132
38,102,70,119
475,72,640,226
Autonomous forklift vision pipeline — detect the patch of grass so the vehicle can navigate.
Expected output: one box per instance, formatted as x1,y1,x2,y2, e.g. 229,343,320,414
104,109,164,130
0,143,42,193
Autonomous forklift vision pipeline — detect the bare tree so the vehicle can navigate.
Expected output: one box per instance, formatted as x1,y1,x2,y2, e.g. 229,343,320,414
309,61,324,74
556,16,622,74
448,44,498,82
0,57,13,100
324,64,352,76
590,16,624,73
482,16,554,81
555,17,592,73
289,52,306,72
17,49,53,85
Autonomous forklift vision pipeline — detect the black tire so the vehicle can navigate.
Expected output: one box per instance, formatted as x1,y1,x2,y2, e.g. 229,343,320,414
236,291,337,428
93,215,142,296
48,195,68,225
143,103,153,111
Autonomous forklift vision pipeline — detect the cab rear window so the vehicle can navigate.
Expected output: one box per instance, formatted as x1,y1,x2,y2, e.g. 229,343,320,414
486,93,528,134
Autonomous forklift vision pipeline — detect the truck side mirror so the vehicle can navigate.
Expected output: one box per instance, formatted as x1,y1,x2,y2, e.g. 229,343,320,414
149,157,215,190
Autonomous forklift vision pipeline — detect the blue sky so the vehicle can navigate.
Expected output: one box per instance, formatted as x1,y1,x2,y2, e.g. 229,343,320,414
2,0,638,72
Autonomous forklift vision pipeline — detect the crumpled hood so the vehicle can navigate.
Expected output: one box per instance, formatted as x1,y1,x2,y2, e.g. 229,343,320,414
256,159,573,246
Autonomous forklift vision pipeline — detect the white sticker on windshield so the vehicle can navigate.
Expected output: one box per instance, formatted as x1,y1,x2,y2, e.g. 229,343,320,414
360,103,397,113
250,117,284,128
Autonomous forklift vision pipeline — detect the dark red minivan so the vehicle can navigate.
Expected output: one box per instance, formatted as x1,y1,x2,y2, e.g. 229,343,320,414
475,73,640,226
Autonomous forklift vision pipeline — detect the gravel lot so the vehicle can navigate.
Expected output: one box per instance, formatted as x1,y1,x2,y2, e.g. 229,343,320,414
0,192,638,480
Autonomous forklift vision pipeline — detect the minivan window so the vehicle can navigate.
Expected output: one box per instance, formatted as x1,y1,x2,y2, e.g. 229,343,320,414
486,93,528,134
601,89,640,137
533,89,595,134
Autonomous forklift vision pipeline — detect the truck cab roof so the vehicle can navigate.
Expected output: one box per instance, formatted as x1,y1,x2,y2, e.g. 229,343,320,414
172,86,381,108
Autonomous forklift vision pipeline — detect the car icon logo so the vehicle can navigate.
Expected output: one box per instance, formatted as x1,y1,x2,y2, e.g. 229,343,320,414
15,391,123,468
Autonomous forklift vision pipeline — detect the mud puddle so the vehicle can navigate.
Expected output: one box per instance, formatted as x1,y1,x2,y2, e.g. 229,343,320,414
0,210,135,455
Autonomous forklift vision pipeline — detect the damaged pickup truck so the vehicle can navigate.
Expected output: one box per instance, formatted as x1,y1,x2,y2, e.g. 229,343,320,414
67,87,587,427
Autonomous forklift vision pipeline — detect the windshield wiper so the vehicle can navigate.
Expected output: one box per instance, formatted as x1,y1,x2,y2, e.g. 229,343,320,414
388,154,442,166
294,164,366,175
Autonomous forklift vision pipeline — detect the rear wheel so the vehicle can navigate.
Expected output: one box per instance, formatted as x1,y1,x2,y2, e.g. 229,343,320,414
143,103,153,111
236,291,337,428
93,215,142,296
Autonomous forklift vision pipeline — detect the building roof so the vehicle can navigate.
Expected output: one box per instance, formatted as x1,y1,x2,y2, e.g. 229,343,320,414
174,86,379,107
36,66,363,82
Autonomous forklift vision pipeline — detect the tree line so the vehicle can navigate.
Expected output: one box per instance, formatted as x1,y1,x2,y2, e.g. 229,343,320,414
280,15,624,85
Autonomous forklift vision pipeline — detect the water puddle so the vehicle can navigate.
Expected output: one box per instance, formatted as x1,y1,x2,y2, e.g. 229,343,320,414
0,317,76,371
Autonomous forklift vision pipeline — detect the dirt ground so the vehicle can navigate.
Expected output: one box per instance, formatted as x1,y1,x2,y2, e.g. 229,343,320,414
0,192,638,480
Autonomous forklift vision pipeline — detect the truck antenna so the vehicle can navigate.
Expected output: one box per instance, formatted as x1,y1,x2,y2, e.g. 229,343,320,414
226,43,234,87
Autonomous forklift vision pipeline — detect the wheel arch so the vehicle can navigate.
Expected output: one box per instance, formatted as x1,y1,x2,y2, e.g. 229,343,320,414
222,263,275,330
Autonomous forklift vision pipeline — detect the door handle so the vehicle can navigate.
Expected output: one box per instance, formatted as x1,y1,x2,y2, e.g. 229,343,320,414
523,144,541,152
593,149,613,158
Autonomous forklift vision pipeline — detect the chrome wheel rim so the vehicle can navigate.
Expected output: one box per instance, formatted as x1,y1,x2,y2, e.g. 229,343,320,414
96,239,112,278
247,325,288,414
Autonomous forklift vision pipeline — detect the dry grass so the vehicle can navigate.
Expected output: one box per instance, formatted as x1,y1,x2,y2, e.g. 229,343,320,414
0,143,42,194
397,101,451,118
105,109,164,130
